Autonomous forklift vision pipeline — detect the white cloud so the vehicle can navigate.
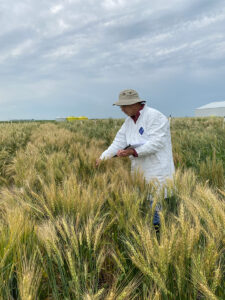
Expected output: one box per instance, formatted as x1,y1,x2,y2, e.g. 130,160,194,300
50,4,64,14
102,0,127,10
11,40,34,57
58,19,70,31
182,10,225,31
45,44,79,59
155,44,188,57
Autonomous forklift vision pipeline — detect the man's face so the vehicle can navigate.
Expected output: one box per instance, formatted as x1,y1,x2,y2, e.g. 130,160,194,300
120,103,141,116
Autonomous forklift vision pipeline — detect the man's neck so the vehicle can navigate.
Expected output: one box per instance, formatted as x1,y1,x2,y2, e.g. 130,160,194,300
131,104,145,123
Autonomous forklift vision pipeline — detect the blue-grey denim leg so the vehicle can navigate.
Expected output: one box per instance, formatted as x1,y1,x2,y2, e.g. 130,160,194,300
150,200,161,226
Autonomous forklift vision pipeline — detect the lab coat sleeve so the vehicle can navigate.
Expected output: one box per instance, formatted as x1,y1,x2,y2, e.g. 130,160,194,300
135,113,169,157
100,122,127,160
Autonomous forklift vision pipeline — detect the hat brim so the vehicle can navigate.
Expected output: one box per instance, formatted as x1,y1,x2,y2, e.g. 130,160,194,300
113,99,146,106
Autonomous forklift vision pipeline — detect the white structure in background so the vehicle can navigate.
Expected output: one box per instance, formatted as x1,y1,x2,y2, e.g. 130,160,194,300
55,117,66,122
195,101,225,117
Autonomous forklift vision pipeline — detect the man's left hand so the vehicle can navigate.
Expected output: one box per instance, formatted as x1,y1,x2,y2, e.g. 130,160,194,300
117,148,135,157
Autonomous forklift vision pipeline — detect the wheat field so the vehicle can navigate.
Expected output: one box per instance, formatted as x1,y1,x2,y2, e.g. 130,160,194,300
0,118,224,299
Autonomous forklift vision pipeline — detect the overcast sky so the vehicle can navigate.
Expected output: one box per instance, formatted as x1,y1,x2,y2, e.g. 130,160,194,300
0,0,225,120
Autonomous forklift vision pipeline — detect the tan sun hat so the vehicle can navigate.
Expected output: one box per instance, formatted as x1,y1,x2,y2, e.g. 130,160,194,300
113,89,146,106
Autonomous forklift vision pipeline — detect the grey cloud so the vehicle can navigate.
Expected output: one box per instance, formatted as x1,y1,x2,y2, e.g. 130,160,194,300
0,0,225,120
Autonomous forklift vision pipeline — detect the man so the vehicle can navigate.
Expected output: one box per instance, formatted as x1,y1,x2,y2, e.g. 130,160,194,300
96,89,175,230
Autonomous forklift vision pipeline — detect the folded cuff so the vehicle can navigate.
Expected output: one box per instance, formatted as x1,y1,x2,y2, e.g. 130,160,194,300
133,149,138,157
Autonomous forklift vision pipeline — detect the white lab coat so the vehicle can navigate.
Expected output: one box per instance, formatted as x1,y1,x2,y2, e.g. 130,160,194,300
100,105,175,186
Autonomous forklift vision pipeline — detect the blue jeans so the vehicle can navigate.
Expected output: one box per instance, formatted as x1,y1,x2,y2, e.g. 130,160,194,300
150,200,161,226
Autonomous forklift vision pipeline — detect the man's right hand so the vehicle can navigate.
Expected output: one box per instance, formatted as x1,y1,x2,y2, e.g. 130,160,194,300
117,148,135,157
95,158,102,167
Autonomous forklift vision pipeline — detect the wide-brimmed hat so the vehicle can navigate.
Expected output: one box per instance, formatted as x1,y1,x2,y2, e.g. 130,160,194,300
113,89,146,106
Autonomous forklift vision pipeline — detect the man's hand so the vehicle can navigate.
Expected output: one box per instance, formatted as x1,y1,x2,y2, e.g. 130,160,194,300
95,158,102,167
117,148,135,157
